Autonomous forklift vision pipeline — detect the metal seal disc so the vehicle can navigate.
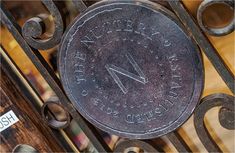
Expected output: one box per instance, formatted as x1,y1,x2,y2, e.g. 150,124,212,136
59,0,204,139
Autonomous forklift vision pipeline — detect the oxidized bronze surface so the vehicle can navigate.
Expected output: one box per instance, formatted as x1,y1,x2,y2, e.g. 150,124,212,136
58,0,204,139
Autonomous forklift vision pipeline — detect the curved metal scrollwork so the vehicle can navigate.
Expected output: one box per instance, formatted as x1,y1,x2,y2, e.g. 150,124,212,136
1,0,235,152
194,93,235,152
113,139,160,153
22,0,64,50
197,0,234,36
167,131,191,152
41,97,71,129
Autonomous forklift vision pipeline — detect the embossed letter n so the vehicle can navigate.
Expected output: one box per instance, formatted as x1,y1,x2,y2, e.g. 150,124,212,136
105,52,148,94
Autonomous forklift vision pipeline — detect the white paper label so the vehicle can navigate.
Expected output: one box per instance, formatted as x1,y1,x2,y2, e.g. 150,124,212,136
0,110,19,132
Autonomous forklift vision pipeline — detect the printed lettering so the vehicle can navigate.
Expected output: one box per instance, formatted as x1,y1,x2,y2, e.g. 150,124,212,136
92,98,119,117
75,52,86,61
171,81,182,89
137,23,146,34
74,64,85,73
90,27,103,39
124,20,133,32
0,110,19,132
81,36,95,47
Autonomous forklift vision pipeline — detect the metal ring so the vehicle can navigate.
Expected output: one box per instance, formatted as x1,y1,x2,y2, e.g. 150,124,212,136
12,144,38,153
114,139,159,153
41,100,71,129
197,0,234,36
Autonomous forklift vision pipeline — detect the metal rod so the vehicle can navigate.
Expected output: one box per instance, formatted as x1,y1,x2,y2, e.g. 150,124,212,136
0,4,110,152
72,0,88,13
169,1,235,94
0,46,74,152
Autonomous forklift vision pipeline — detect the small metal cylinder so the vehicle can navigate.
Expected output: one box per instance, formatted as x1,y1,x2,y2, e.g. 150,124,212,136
197,0,234,36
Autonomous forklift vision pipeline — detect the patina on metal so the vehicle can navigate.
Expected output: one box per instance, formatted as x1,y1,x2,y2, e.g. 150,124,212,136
197,0,234,36
41,98,71,129
169,1,235,94
114,139,160,152
1,3,110,152
194,93,235,152
22,0,64,50
58,0,204,139
1,0,234,152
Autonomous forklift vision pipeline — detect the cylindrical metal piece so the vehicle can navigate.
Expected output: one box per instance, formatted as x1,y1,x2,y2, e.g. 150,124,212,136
197,0,234,36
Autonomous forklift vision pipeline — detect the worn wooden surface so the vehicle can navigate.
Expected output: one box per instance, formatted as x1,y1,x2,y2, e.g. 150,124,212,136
0,66,65,152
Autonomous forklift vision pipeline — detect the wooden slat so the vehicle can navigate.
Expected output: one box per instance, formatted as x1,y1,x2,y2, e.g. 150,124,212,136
0,66,65,152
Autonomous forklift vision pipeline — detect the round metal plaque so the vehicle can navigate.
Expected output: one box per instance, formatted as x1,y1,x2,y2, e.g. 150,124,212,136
59,0,204,139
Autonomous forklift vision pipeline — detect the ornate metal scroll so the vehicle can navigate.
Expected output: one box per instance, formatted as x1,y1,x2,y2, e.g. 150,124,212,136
0,0,234,152
114,139,161,153
41,98,71,129
197,0,234,36
167,132,191,152
169,1,235,94
194,93,234,152
0,2,110,152
22,0,64,50
0,47,74,152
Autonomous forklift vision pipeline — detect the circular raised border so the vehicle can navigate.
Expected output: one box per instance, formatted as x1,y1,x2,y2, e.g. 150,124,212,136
58,0,204,139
